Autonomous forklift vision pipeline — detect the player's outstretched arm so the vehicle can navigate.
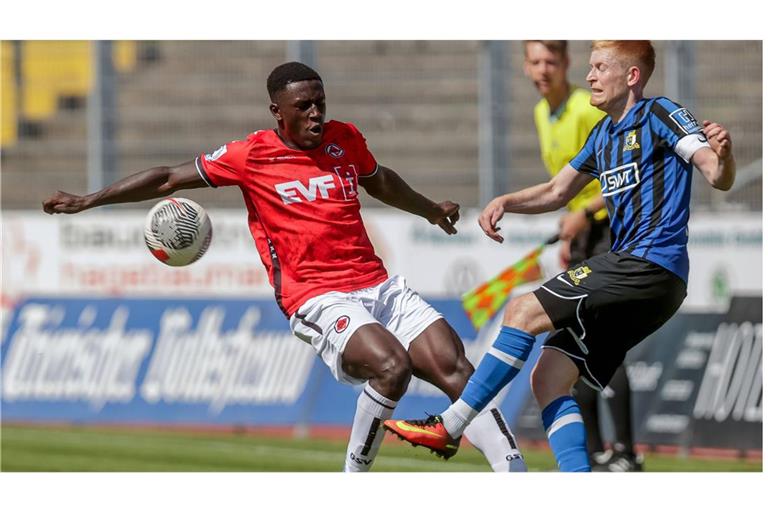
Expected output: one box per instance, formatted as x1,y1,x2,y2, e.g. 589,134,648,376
42,160,207,214
692,120,735,191
359,165,460,235
478,165,593,243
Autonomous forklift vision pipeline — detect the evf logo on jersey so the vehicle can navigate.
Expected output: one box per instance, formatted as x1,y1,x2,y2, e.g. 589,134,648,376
275,175,336,204
600,163,640,197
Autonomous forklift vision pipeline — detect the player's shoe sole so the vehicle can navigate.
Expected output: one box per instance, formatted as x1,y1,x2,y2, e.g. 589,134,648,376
382,415,461,460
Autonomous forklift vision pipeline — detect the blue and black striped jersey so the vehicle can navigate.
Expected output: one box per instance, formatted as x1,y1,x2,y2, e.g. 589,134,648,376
570,97,710,283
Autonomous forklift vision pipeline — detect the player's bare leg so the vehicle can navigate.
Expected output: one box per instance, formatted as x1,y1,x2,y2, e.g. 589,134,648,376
384,293,550,458
402,318,526,470
502,292,556,333
339,323,412,472
381,318,467,459
530,348,579,409
406,320,473,401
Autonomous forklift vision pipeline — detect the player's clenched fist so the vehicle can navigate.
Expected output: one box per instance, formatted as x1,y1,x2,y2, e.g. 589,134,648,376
702,120,733,160
478,196,506,243
42,191,88,214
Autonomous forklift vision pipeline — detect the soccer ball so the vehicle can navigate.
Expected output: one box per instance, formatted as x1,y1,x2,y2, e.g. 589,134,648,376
144,198,212,266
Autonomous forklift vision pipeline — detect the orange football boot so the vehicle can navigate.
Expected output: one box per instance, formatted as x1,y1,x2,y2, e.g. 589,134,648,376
383,415,461,460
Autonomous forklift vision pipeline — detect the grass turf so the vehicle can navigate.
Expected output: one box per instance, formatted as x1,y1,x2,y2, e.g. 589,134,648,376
1,424,761,472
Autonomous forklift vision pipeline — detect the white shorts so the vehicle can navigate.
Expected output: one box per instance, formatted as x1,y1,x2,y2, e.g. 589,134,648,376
289,275,443,385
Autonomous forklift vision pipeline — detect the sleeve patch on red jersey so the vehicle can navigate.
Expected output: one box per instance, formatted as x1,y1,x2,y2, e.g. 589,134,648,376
205,144,228,161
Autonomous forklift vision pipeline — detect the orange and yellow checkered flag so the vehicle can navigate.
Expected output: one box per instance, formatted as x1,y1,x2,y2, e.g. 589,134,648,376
462,234,559,331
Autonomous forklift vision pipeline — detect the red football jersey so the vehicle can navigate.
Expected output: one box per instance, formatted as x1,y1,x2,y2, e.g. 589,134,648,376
195,120,389,316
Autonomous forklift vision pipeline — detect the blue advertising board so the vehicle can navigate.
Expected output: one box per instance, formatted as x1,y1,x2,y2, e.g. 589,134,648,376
1,297,540,427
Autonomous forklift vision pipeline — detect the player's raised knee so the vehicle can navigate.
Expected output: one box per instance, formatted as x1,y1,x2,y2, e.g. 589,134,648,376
437,355,474,401
373,350,413,398
453,355,474,382
502,293,548,333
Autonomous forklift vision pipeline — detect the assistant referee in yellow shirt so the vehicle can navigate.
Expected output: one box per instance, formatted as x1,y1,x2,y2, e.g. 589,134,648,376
522,40,641,472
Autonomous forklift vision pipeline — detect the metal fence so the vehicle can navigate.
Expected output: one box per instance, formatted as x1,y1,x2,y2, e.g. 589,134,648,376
1,40,762,211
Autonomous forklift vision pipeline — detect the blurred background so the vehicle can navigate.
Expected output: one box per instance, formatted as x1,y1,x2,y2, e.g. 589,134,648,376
0,40,762,472
1,40,762,210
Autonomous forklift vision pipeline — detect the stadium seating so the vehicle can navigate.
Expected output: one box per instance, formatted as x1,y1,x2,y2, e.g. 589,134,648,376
1,41,138,205
0,41,762,211
1,42,17,147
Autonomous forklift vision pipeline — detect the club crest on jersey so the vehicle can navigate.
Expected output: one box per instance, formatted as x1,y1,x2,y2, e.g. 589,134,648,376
334,315,351,333
325,143,345,158
567,265,592,285
623,130,640,151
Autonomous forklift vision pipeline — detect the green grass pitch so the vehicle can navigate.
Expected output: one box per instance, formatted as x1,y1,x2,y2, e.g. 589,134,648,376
1,424,761,472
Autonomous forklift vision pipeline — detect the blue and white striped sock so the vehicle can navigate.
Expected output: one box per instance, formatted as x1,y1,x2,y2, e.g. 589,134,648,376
542,395,591,472
442,327,535,437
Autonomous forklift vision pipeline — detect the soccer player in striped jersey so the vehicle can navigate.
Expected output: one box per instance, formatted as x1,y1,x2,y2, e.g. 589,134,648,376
525,40,640,471
384,41,735,471
42,62,526,472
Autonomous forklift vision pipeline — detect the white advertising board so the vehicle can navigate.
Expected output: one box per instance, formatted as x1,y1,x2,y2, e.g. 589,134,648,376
1,209,761,312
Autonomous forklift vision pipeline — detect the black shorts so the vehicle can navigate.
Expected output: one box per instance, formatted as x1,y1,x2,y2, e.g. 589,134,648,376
569,217,611,264
533,251,687,390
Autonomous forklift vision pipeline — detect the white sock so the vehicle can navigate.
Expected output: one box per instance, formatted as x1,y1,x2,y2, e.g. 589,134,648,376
440,398,479,438
464,401,527,472
344,383,397,472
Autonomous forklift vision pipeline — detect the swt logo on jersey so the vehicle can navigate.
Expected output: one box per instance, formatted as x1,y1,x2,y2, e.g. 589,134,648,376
600,163,640,196
275,176,336,204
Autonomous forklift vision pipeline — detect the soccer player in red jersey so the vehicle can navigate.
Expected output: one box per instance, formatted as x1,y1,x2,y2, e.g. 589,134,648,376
43,62,526,472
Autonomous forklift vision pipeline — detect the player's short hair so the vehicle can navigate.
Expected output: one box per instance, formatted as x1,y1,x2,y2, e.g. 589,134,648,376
592,40,656,87
524,40,568,59
267,62,323,101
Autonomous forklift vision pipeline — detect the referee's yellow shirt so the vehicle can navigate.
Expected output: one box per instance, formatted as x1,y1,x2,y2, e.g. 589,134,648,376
534,86,607,220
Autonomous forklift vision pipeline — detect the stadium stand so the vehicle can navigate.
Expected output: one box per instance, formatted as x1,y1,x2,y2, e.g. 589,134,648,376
0,41,761,211
1,42,17,147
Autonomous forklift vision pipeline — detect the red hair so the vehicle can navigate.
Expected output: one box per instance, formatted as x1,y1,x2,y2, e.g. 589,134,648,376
592,40,656,86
